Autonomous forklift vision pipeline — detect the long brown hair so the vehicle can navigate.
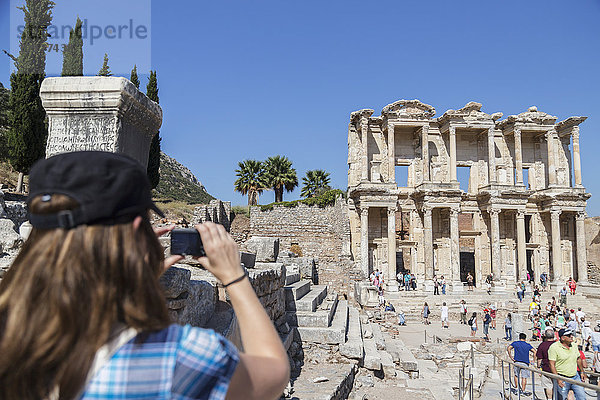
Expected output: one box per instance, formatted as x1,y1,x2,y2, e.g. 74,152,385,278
0,194,171,399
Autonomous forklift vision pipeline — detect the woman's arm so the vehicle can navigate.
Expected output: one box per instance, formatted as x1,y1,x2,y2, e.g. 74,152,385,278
196,223,290,400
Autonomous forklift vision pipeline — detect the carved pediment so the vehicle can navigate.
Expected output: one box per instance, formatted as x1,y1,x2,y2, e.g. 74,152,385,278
350,109,374,124
381,99,435,119
438,101,497,124
500,106,557,127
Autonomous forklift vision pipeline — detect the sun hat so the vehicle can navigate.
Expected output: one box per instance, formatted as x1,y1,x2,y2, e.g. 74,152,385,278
27,151,164,229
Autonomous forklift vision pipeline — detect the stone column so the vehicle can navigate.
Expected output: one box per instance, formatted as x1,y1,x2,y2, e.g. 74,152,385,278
422,125,430,182
450,208,461,291
387,207,399,291
449,125,457,182
514,128,523,185
516,210,527,282
489,208,501,279
546,130,557,186
550,210,562,282
360,206,369,277
575,211,588,283
488,127,496,184
423,206,433,280
572,127,583,187
40,77,162,168
361,120,369,181
388,123,395,183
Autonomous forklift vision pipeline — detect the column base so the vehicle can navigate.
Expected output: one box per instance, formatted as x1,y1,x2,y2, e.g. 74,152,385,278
423,280,434,293
491,280,508,293
386,281,400,292
452,281,464,292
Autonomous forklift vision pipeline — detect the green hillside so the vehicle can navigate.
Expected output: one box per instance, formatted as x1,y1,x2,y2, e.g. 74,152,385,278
152,152,215,204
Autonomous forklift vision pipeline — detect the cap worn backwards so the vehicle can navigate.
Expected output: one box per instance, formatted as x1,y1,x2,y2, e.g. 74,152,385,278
27,151,164,229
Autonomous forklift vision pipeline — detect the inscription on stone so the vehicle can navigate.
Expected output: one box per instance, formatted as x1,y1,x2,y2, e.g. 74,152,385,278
46,115,118,157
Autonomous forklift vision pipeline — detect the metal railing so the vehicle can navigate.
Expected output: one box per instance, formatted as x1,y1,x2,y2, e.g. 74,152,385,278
423,329,443,344
458,346,476,399
494,352,600,399
458,367,474,400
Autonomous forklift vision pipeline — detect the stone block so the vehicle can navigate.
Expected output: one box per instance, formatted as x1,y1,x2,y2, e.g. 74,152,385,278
40,77,162,168
160,266,191,298
0,219,21,251
178,280,217,327
19,221,32,240
245,236,279,262
240,251,256,268
248,264,285,297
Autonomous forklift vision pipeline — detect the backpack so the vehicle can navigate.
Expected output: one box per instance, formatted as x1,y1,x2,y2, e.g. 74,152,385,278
468,317,474,326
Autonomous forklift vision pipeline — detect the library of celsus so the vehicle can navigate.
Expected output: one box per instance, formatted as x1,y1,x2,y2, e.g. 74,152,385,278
347,100,590,291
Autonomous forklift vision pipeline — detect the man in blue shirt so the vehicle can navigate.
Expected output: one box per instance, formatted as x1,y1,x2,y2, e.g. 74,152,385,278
507,332,536,396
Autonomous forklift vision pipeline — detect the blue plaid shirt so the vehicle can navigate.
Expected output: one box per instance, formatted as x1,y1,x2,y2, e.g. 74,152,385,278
81,324,239,399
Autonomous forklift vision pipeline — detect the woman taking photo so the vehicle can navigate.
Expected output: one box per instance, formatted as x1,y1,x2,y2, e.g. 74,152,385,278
0,152,290,400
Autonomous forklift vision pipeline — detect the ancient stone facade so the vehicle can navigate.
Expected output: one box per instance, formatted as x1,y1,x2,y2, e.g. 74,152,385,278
347,100,590,292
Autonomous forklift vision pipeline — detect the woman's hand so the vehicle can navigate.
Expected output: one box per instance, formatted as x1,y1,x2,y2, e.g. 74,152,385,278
154,225,184,272
194,222,244,284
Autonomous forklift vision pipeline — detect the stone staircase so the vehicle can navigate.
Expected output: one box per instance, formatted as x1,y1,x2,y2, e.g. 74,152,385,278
380,286,600,323
285,271,347,345
284,270,420,378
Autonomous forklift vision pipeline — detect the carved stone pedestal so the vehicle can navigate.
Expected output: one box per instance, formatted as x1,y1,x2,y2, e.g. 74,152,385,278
40,77,162,168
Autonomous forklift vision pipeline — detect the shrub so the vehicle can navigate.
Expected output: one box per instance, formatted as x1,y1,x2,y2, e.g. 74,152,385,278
259,189,345,211
290,244,303,257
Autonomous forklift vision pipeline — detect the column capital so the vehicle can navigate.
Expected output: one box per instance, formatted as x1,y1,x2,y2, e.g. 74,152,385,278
449,125,456,135
489,207,500,216
423,206,433,216
572,126,580,140
421,123,429,134
514,128,521,137
576,211,586,221
450,207,460,217
545,128,557,139
387,122,395,131
516,209,526,219
550,209,561,220
360,206,369,217
387,207,396,216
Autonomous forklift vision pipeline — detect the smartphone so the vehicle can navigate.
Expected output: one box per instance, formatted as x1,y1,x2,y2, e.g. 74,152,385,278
170,228,205,257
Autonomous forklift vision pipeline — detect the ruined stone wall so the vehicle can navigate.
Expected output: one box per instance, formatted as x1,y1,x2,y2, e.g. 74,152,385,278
230,213,251,246
248,198,361,295
585,217,600,284
161,263,288,348
192,200,232,231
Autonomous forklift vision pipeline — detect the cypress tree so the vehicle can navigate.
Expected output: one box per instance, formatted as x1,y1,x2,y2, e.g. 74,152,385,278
146,71,161,189
0,83,9,128
98,53,112,76
4,0,54,192
0,83,10,161
130,65,140,89
61,17,83,76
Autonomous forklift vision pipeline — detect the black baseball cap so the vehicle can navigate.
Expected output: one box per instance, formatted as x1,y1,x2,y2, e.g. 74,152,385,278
27,151,164,229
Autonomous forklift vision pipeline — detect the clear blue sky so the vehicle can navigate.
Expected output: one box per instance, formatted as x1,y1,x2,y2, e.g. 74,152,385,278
1,1,600,214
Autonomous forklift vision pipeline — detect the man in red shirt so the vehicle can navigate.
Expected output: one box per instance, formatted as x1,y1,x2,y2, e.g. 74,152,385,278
536,328,556,399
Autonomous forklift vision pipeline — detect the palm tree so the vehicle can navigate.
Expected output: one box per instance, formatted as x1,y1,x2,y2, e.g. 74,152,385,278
234,159,268,205
301,169,331,198
264,155,298,202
